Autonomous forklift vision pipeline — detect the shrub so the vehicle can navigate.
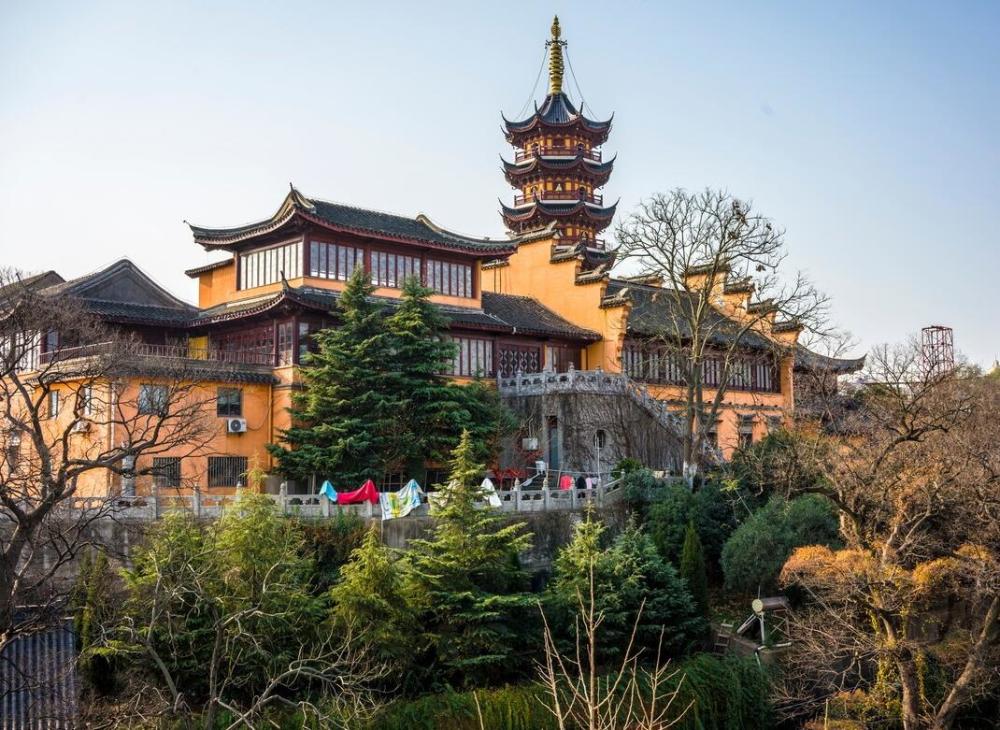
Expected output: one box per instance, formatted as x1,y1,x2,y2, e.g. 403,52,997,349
648,479,737,569
680,520,709,618
546,514,706,661
297,511,368,592
367,655,771,730
721,494,840,594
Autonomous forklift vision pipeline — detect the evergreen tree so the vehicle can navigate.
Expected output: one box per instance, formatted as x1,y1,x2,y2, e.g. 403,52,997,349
404,430,534,687
680,519,709,618
269,267,400,484
547,514,706,661
329,525,417,679
384,276,464,472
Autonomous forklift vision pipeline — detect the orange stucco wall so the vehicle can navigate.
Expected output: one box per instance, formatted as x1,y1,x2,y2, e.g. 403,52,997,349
484,235,800,459
29,378,278,498
482,238,629,371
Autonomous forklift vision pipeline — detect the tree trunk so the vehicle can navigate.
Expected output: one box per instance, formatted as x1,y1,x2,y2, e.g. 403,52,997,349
930,596,1000,730
896,653,926,730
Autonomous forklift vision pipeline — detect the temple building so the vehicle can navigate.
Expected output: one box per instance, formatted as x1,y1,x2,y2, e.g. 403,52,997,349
3,17,862,497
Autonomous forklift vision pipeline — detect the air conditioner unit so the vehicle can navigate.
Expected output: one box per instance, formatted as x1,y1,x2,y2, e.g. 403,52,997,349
227,418,247,434
71,420,91,434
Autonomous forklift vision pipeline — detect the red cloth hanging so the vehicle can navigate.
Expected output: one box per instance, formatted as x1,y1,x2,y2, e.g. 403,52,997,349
336,479,379,505
558,474,573,491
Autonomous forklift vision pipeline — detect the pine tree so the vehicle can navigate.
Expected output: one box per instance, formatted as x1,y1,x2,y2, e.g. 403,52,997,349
547,514,706,661
404,430,534,687
269,267,400,484
680,519,710,619
384,276,464,473
329,525,416,678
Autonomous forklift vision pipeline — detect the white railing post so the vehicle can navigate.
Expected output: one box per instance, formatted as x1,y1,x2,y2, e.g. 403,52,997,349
542,487,550,511
151,484,160,519
323,493,331,518
192,485,201,518
279,481,288,515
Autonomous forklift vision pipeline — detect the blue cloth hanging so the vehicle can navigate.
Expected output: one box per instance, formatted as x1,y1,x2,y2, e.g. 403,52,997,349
319,480,338,502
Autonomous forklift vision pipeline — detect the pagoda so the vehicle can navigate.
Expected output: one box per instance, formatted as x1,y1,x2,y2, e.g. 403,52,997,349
500,16,617,251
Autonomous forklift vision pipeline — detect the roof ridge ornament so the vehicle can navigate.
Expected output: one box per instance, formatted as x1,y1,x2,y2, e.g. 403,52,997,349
546,16,566,95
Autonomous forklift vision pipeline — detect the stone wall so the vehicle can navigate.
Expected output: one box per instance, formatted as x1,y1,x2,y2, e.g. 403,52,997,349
501,390,683,476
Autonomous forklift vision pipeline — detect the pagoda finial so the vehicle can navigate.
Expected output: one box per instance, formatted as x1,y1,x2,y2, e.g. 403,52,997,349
547,15,565,95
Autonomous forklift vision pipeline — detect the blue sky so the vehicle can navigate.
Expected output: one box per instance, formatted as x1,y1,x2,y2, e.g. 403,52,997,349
1,1,997,365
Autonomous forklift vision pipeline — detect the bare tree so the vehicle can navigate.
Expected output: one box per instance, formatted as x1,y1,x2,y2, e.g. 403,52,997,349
614,189,829,476
0,268,213,653
537,561,691,730
771,339,1000,730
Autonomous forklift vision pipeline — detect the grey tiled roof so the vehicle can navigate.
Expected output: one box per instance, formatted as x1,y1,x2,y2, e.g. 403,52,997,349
188,189,515,255
607,280,776,350
195,286,598,342
184,258,232,277
503,93,612,135
794,346,866,373
0,620,78,728
480,292,600,341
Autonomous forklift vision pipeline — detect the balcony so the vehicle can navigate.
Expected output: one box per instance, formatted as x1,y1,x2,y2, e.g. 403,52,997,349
39,342,277,368
513,191,604,206
513,146,602,163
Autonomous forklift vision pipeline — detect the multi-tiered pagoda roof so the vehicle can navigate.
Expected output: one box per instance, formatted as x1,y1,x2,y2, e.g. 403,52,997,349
502,93,613,148
500,17,617,250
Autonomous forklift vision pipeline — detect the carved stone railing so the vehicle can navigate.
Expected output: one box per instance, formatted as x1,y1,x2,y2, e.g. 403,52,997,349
497,368,683,435
44,476,625,522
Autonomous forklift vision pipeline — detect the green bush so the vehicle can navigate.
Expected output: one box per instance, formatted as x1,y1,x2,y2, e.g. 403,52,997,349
368,655,770,730
297,511,368,592
648,479,738,569
546,514,706,661
369,685,555,730
721,494,840,594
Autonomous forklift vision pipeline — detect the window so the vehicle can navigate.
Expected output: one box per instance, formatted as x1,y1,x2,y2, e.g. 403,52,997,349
138,384,168,416
211,325,274,364
427,259,472,297
238,240,303,290
217,388,242,417
738,415,755,449
308,240,364,281
47,390,59,419
208,456,248,488
80,385,94,416
277,321,294,366
595,429,607,449
152,457,182,488
371,251,420,289
445,336,494,377
545,344,581,372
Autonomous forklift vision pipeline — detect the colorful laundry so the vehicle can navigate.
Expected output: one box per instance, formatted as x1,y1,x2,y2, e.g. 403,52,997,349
480,477,502,508
319,480,338,502
336,478,380,505
558,474,573,491
379,479,424,520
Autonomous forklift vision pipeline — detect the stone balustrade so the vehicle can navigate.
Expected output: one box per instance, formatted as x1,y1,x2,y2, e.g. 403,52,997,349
497,368,682,434
46,476,625,522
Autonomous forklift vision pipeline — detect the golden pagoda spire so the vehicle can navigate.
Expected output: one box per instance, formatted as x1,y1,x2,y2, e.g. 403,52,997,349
547,15,565,95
